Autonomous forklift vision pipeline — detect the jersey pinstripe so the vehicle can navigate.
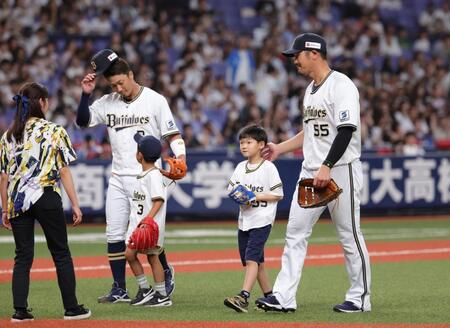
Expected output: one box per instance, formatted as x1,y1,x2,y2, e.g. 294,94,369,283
228,160,283,231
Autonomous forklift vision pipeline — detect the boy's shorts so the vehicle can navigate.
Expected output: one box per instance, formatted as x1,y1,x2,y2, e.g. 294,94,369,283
238,224,272,266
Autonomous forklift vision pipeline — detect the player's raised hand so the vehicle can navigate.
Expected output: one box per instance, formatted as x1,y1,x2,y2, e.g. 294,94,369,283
81,73,96,94
262,142,280,161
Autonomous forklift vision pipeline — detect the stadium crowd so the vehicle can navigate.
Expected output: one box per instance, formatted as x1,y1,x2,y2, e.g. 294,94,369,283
0,0,449,159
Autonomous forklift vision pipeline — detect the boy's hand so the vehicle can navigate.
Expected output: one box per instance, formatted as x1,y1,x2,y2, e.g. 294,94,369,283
228,185,256,205
129,217,159,252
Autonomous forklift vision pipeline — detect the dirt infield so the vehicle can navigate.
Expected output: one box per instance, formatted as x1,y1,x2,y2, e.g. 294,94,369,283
0,319,449,328
1,239,449,282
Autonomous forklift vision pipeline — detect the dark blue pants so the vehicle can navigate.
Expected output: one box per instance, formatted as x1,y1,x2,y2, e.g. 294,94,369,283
10,189,78,310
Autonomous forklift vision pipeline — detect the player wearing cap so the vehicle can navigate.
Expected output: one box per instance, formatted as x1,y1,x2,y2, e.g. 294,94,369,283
256,33,372,313
76,49,186,303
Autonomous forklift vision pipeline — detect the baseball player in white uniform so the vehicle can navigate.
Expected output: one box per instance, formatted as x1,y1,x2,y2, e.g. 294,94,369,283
76,49,186,303
256,33,371,313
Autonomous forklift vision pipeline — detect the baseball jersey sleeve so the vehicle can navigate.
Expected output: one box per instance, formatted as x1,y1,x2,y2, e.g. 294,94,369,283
150,172,166,202
333,78,359,130
88,95,108,127
267,163,283,197
55,127,77,170
157,96,179,138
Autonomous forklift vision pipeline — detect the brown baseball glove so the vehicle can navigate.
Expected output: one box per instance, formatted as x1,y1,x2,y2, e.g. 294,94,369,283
297,178,342,208
160,157,187,180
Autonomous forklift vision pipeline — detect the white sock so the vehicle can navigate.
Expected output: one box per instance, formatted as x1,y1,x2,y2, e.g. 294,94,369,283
154,282,166,296
136,274,150,289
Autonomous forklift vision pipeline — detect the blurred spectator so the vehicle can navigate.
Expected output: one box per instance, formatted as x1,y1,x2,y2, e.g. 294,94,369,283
255,63,279,112
182,123,201,148
198,121,223,149
99,137,112,160
77,135,102,160
380,26,402,57
225,35,255,89
402,132,425,156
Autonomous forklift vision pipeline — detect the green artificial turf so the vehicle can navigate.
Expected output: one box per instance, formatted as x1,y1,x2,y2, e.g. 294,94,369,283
0,261,449,323
1,217,449,324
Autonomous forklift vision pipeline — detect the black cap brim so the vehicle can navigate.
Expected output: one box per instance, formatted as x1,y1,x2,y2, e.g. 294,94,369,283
134,133,143,143
282,48,302,57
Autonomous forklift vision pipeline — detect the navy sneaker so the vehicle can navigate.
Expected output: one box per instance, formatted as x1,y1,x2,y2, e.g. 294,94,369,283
98,282,131,303
164,265,175,296
63,304,91,320
255,295,295,313
333,301,363,313
11,308,34,322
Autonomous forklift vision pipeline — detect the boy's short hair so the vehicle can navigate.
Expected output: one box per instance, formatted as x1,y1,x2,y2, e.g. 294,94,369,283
104,58,132,78
238,124,268,145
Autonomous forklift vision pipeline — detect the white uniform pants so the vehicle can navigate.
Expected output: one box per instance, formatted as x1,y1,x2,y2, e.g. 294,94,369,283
105,174,137,243
273,160,371,310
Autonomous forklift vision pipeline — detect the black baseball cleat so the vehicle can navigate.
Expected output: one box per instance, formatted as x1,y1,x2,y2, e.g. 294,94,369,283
255,295,295,313
11,308,34,322
333,301,364,313
98,282,131,303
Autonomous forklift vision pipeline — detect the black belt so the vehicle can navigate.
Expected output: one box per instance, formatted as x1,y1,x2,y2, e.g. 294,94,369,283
43,186,54,192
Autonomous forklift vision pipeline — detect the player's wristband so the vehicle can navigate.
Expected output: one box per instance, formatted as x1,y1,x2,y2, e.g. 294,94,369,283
170,138,186,158
322,160,334,169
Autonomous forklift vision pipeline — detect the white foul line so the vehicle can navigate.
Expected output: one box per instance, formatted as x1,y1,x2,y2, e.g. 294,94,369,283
0,247,449,276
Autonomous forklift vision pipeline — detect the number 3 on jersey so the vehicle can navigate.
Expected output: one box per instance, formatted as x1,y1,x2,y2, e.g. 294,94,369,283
137,204,144,215
314,123,329,137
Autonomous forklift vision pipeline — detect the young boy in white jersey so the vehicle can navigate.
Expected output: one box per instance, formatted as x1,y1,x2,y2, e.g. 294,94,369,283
124,133,171,307
224,124,283,313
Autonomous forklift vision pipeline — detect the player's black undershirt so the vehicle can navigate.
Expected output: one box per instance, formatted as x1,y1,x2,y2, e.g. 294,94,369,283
322,126,354,168
76,92,91,127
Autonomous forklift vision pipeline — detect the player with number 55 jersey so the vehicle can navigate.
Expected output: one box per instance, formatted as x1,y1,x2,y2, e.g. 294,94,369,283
257,33,371,314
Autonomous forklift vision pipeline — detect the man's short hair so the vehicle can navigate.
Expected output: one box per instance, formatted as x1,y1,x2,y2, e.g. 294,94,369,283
104,58,132,78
